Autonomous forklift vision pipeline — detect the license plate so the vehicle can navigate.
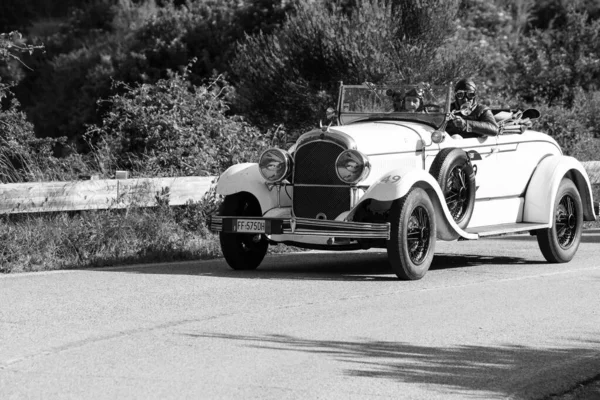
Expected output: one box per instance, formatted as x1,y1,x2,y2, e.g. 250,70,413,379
235,219,265,233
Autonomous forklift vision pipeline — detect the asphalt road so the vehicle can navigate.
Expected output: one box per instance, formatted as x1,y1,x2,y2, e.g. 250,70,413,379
1,230,599,400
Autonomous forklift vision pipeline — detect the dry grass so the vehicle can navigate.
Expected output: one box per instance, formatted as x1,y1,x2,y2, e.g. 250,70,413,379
0,206,221,274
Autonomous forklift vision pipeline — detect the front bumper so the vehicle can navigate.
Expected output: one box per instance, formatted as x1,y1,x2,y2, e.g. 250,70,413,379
209,216,390,240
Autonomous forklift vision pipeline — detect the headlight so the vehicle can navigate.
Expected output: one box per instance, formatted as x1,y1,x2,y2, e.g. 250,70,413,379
335,150,370,184
259,148,292,183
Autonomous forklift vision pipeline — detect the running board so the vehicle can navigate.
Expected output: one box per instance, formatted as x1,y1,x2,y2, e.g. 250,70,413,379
466,222,549,237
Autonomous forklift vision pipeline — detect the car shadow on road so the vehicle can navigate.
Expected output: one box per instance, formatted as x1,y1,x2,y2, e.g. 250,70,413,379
111,251,545,281
181,332,600,399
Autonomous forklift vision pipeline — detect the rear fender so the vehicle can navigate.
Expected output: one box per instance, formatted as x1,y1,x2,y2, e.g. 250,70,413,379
524,156,596,223
351,167,477,240
216,163,291,215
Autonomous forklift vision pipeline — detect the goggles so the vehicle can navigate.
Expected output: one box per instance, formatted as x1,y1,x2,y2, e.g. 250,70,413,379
455,90,476,100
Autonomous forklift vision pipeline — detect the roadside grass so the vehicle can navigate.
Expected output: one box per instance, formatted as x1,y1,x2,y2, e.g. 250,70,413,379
0,206,220,274
0,203,301,274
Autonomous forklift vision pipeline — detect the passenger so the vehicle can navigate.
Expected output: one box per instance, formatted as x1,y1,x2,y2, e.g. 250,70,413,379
403,88,423,112
447,79,498,138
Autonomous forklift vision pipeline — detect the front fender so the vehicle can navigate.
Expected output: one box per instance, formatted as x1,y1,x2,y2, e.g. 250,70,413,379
216,163,291,215
351,167,477,240
524,156,596,223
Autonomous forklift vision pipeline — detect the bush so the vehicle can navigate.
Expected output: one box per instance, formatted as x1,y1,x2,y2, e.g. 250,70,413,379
231,0,482,133
119,0,295,85
534,89,597,156
505,6,600,107
86,65,270,177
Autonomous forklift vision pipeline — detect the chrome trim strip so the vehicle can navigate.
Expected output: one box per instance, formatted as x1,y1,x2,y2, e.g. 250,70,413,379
295,129,356,150
363,150,419,157
209,216,390,240
475,194,523,202
294,183,350,188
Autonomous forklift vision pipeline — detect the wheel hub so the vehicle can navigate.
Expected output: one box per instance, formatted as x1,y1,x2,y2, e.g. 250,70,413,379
567,214,576,229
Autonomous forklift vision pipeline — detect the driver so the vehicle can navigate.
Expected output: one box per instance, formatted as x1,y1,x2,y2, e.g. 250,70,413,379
447,79,498,138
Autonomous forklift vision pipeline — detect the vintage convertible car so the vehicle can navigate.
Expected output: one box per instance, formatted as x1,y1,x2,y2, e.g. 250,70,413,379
209,82,597,280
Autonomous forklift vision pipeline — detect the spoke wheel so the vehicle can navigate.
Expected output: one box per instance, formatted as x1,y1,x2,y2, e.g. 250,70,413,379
406,206,431,264
219,193,268,270
536,178,583,263
387,188,436,280
429,148,475,230
444,166,470,220
555,195,577,248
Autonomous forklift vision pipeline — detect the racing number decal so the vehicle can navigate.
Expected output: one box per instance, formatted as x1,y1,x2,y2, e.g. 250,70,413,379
381,175,401,184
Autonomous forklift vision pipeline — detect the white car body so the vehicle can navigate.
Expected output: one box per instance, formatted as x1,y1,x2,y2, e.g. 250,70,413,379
210,83,597,279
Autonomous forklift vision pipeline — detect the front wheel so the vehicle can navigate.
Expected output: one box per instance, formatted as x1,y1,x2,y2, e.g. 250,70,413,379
536,178,583,263
387,188,437,280
219,193,268,270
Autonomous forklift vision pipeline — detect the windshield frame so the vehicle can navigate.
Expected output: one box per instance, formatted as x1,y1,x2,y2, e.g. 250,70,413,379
337,83,452,129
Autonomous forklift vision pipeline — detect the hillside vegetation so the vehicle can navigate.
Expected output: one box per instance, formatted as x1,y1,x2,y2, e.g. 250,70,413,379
0,0,599,272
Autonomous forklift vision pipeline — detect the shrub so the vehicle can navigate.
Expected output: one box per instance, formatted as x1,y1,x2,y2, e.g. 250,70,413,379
533,88,596,156
86,65,270,177
505,6,600,107
231,0,481,133
119,0,295,85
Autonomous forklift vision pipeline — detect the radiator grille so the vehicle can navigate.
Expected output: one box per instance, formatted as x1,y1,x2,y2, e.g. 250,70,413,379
293,141,344,185
293,186,350,220
292,140,350,219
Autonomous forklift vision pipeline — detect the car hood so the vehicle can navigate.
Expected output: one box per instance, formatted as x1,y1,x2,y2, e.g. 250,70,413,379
328,121,433,155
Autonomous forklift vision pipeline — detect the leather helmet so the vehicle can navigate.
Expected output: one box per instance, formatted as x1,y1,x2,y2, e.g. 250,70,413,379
455,79,477,93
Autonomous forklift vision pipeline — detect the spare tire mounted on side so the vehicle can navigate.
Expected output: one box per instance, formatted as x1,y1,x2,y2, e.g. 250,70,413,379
429,148,476,230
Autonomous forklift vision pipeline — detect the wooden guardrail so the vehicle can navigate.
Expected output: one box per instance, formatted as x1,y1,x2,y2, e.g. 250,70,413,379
0,162,598,215
0,176,214,214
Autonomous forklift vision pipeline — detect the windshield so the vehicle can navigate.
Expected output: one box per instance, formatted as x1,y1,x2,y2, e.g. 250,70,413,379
338,83,451,127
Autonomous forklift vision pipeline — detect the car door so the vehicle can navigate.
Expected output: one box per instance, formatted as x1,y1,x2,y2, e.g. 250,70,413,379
493,132,562,197
457,135,500,200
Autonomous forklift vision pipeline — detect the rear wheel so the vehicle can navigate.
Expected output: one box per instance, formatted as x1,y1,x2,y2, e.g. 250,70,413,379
387,188,436,280
219,193,268,270
536,178,583,263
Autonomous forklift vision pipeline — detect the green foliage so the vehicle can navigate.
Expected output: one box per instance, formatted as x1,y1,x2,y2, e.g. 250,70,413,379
529,0,600,30
505,6,600,106
0,1,35,33
15,0,294,147
0,206,221,273
87,67,269,176
534,89,598,156
0,31,44,81
0,95,101,182
120,0,294,84
231,0,481,132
